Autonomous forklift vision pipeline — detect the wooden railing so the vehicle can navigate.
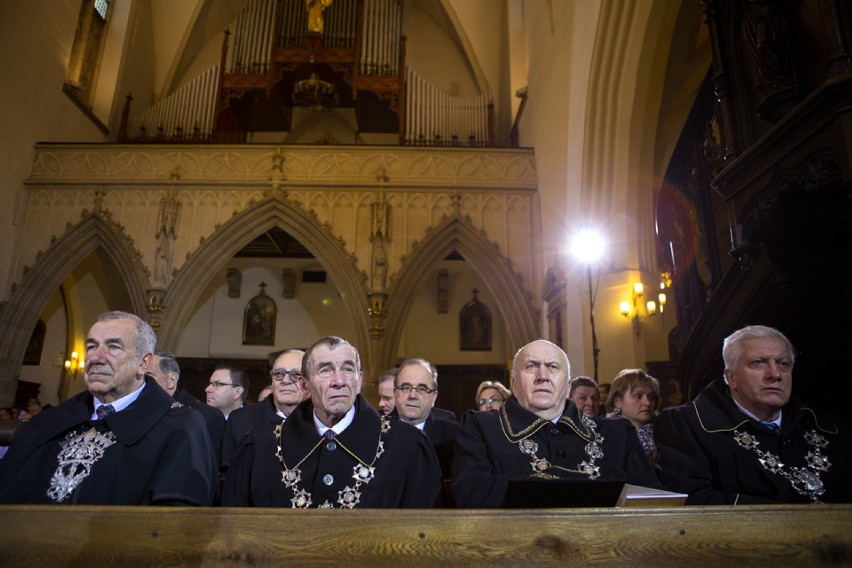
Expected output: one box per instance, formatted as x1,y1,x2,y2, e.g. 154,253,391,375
0,504,849,566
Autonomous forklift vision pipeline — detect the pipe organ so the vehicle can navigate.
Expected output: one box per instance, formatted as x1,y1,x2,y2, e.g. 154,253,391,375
119,0,492,146
405,67,490,147
123,65,220,142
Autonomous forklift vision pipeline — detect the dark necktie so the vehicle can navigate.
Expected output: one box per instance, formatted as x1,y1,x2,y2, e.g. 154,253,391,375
760,421,780,433
96,404,115,419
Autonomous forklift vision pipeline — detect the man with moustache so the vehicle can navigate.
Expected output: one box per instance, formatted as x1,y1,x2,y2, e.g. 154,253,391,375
220,349,307,474
0,311,217,505
655,325,852,504
452,339,661,508
223,336,441,508
393,358,459,480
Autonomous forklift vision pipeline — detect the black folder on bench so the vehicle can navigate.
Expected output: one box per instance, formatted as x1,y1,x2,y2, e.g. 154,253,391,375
502,478,625,508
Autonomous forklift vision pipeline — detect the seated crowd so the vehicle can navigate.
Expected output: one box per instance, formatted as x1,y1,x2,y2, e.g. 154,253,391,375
0,311,849,507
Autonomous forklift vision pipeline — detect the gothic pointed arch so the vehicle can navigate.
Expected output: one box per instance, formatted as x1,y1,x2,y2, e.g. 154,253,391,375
379,216,539,370
0,211,149,379
158,196,371,364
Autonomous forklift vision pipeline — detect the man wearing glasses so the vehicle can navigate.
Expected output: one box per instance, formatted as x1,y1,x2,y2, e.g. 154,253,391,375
393,358,460,481
204,366,249,420
222,336,441,508
220,350,307,474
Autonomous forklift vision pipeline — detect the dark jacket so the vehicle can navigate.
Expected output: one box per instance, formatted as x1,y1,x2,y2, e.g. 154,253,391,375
423,412,460,479
0,376,217,505
220,395,281,473
174,387,225,470
452,397,662,507
654,379,852,504
222,395,442,508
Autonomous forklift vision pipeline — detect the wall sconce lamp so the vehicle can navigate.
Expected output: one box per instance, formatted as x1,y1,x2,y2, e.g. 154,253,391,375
620,282,664,337
64,351,84,381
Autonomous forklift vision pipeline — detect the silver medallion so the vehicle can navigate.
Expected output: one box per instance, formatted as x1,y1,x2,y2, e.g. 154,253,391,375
47,428,116,503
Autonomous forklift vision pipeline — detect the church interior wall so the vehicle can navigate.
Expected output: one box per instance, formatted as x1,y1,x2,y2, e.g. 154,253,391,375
176,259,353,359
18,289,67,408
403,0,480,98
0,0,702,408
396,258,508,367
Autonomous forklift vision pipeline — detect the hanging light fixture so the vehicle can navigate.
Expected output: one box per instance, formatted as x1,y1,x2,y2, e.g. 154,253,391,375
292,73,338,112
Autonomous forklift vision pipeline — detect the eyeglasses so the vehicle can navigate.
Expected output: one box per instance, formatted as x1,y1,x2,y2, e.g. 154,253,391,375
208,381,238,389
395,384,436,395
270,369,303,382
477,396,503,407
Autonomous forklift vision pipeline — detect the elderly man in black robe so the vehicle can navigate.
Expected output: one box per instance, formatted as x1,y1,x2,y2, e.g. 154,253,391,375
0,311,217,505
223,336,441,508
655,325,852,504
452,339,661,507
220,349,308,474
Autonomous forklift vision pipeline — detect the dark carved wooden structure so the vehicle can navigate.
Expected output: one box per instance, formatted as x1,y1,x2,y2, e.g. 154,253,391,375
656,0,852,423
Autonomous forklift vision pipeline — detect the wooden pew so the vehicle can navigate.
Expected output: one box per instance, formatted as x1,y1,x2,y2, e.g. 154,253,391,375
0,504,850,567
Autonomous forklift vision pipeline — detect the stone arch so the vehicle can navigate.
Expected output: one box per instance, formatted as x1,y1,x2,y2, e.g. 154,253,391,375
0,212,149,380
158,196,371,366
379,217,539,369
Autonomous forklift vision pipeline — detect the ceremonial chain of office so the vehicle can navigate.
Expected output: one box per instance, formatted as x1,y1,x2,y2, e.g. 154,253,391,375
732,428,832,502
498,407,604,480
275,417,392,508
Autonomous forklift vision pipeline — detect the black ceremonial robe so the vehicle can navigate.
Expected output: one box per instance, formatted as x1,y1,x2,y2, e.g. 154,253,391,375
222,395,441,508
0,376,217,505
655,380,852,504
220,395,281,474
452,397,662,507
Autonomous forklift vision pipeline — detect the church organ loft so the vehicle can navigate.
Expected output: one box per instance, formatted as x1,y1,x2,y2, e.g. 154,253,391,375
118,0,493,147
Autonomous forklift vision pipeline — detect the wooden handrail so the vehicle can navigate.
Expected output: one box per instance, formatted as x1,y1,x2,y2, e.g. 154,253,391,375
0,504,849,567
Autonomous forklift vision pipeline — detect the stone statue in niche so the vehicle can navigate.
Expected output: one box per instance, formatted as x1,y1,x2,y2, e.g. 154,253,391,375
153,192,180,287
153,236,173,286
371,236,388,292
370,197,391,293
460,288,492,351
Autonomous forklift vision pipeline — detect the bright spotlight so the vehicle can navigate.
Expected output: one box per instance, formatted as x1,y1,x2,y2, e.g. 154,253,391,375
571,228,605,264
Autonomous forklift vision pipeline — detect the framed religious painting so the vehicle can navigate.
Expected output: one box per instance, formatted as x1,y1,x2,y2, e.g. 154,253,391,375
243,283,277,346
460,288,492,351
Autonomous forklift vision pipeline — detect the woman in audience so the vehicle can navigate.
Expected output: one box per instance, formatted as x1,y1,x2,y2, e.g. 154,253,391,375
605,369,660,461
474,381,511,411
568,376,600,418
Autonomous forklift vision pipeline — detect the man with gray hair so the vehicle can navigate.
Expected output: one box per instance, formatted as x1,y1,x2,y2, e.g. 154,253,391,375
655,325,852,504
220,349,308,474
150,351,225,470
0,311,217,505
223,336,441,507
453,339,660,507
